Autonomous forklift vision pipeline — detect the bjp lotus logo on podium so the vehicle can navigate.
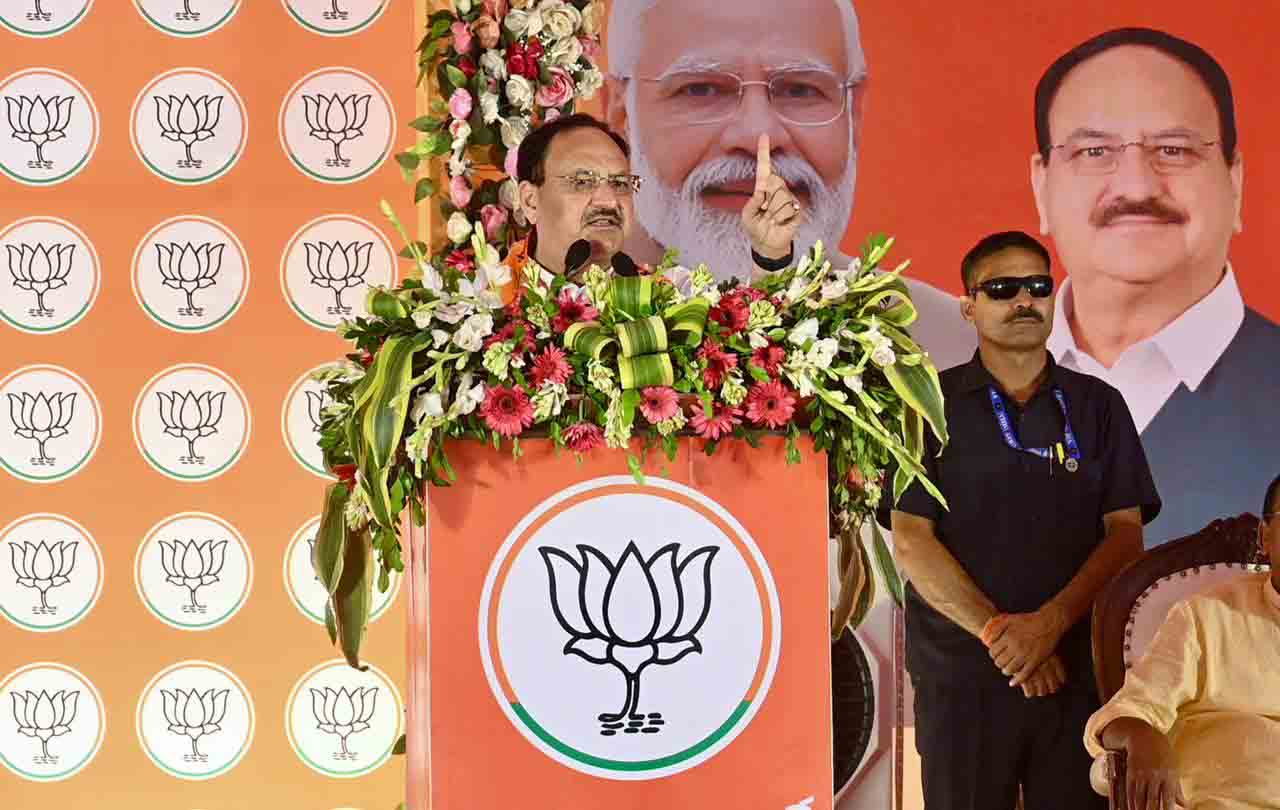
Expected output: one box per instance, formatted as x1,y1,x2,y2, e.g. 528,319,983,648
540,541,717,736
479,477,781,780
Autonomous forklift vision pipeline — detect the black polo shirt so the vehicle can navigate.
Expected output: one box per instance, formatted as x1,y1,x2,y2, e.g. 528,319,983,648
880,351,1160,692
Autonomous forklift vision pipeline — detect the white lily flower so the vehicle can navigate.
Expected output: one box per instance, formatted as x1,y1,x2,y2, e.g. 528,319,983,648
411,307,432,330
748,330,770,349
808,337,839,369
788,317,820,346
454,373,485,416
410,391,444,424
431,329,450,348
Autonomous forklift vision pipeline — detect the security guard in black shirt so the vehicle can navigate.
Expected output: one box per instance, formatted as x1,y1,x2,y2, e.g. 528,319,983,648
882,231,1161,810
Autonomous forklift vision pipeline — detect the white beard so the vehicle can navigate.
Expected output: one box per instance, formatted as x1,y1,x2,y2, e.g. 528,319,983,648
628,122,857,282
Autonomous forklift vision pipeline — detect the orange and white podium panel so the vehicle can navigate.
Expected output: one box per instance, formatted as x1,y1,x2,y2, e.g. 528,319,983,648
405,436,831,809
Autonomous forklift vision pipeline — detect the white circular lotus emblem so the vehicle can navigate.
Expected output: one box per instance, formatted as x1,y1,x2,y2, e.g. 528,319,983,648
132,215,249,333
284,515,399,626
0,513,102,633
0,69,99,186
0,217,100,334
286,659,403,778
479,476,781,780
0,663,104,782
0,0,94,37
135,512,252,631
282,365,338,478
131,68,247,185
136,660,254,780
132,364,251,482
0,364,101,484
281,0,387,36
134,0,240,37
279,68,394,184
280,214,397,330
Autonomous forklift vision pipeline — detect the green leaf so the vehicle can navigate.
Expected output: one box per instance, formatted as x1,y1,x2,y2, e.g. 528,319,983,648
847,532,877,629
746,362,770,383
620,389,640,432
626,453,646,484
324,599,338,646
445,64,468,90
395,152,420,171
408,115,439,132
313,483,350,596
332,528,374,671
662,433,678,462
870,519,904,607
414,178,437,203
882,358,948,448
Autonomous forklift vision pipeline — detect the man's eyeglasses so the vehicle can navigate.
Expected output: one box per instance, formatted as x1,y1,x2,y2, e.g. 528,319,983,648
969,275,1054,301
622,69,861,127
1049,134,1220,176
554,171,642,196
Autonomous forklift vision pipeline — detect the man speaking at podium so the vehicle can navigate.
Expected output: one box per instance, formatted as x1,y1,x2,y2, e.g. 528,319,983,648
513,112,804,278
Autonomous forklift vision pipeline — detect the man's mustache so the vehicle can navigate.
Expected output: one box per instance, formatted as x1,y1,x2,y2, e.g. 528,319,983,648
1006,306,1044,323
582,207,622,227
1092,197,1188,228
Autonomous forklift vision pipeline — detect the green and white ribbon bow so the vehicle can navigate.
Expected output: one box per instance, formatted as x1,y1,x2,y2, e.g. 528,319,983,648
563,276,710,389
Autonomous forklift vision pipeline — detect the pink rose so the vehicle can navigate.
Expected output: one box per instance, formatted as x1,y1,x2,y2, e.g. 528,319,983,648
535,67,576,109
448,88,473,121
450,174,473,208
504,144,520,178
480,204,509,240
543,107,561,123
471,14,501,50
451,21,474,54
579,36,600,60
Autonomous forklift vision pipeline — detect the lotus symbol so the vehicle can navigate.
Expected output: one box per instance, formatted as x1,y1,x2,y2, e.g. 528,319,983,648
12,689,79,761
310,686,377,758
304,389,328,431
7,391,77,465
539,541,717,733
154,94,223,167
159,538,227,611
304,240,372,314
7,242,75,317
324,0,350,20
5,95,74,168
302,93,371,166
156,390,226,463
161,687,229,759
156,242,224,314
10,540,77,613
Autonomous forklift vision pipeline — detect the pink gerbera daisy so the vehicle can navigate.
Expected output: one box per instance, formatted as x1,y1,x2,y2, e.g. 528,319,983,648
530,345,572,387
444,249,475,276
751,343,787,377
480,385,534,438
639,386,679,423
563,422,605,453
697,340,739,390
552,287,600,333
744,380,798,428
485,319,537,355
690,401,742,441
709,297,750,334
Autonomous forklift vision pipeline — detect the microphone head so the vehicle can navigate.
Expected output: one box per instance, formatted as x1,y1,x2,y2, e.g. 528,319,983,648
564,239,593,276
610,251,639,277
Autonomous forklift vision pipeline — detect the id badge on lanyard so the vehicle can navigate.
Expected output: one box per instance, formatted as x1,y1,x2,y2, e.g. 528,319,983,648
987,385,1082,472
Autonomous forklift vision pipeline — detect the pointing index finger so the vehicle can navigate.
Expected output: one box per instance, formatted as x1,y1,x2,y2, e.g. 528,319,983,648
754,133,772,193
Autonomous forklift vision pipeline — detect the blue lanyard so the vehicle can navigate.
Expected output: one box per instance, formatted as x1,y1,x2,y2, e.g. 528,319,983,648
987,385,1082,462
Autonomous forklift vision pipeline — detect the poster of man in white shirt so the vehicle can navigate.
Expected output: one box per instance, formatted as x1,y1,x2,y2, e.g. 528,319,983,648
1031,27,1280,546
600,0,976,372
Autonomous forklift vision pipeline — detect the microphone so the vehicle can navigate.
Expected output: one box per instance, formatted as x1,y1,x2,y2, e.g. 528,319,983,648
563,239,593,277
610,251,639,277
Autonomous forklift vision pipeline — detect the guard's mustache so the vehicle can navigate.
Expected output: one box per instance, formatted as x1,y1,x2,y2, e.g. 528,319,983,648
1006,306,1043,323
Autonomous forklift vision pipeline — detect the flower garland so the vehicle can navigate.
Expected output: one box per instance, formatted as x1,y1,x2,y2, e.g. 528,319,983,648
394,0,605,274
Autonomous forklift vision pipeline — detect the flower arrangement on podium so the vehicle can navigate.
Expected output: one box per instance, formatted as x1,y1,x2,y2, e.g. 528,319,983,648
309,209,949,670
396,0,605,272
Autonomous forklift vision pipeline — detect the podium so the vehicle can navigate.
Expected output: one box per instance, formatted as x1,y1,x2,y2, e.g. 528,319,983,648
403,435,832,809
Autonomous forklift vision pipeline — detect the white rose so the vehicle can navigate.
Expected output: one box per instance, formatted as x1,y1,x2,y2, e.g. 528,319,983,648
788,317,819,346
500,115,531,148
411,391,444,424
504,9,530,36
505,76,534,111
498,178,520,210
872,344,897,368
431,329,451,348
480,50,508,81
539,1,582,39
434,301,472,324
580,0,603,36
449,120,472,152
547,36,583,68
452,0,471,13
576,66,603,99
446,211,472,244
451,324,483,352
463,311,495,338
479,91,500,124
411,307,432,330
448,152,470,178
